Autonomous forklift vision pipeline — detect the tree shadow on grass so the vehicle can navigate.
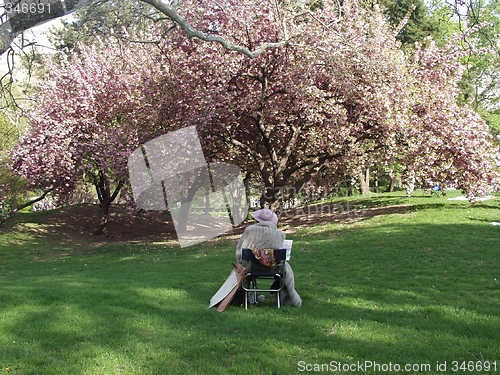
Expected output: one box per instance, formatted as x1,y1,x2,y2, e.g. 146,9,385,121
1,204,178,249
279,197,498,231
1,197,500,374
2,277,497,374
1,219,499,374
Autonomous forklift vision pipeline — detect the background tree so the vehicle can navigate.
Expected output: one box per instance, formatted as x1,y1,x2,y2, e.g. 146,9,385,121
0,0,292,113
7,0,500,230
455,0,500,110
11,38,160,234
0,0,291,57
480,108,500,144
0,110,55,225
0,111,24,222
377,0,445,46
47,0,162,51
144,0,500,209
397,34,500,197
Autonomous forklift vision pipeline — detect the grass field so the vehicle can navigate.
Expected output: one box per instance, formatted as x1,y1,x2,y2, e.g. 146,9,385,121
0,191,499,374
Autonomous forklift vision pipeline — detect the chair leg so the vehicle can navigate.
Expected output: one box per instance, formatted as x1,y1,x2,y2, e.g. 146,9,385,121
243,275,284,309
252,279,257,304
243,278,248,310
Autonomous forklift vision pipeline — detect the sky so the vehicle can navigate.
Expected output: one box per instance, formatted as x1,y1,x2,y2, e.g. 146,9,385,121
0,13,73,78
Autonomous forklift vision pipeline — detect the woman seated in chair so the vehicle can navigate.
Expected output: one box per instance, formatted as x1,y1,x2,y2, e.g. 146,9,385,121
236,208,302,307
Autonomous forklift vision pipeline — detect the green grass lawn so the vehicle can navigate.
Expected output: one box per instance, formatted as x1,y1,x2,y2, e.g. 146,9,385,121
0,191,499,374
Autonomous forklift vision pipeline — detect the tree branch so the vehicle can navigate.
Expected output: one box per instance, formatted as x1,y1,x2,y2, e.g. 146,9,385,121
393,3,417,38
110,180,125,202
222,130,272,185
277,121,302,175
136,0,289,58
0,0,289,57
0,186,55,226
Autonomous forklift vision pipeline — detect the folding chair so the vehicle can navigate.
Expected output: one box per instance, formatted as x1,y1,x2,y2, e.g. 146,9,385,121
241,248,287,309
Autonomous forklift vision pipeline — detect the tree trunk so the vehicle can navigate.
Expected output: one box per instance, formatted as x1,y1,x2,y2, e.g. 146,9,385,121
359,167,370,195
386,175,395,192
259,186,276,208
347,179,354,196
94,200,111,235
405,170,416,198
176,200,193,233
175,169,207,233
243,173,251,217
257,185,286,217
93,170,124,235
386,174,401,193
204,190,210,215
270,199,284,217
0,187,54,226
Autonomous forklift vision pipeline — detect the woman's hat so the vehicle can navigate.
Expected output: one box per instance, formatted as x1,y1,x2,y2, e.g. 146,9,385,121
252,208,278,225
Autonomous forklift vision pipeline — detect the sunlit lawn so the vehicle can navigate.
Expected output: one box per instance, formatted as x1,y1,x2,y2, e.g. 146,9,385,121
1,191,499,374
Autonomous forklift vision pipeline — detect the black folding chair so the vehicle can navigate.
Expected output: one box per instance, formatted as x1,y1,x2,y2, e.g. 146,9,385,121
241,248,287,309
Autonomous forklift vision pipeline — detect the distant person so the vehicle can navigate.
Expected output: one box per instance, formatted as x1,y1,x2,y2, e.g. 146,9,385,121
236,208,302,307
